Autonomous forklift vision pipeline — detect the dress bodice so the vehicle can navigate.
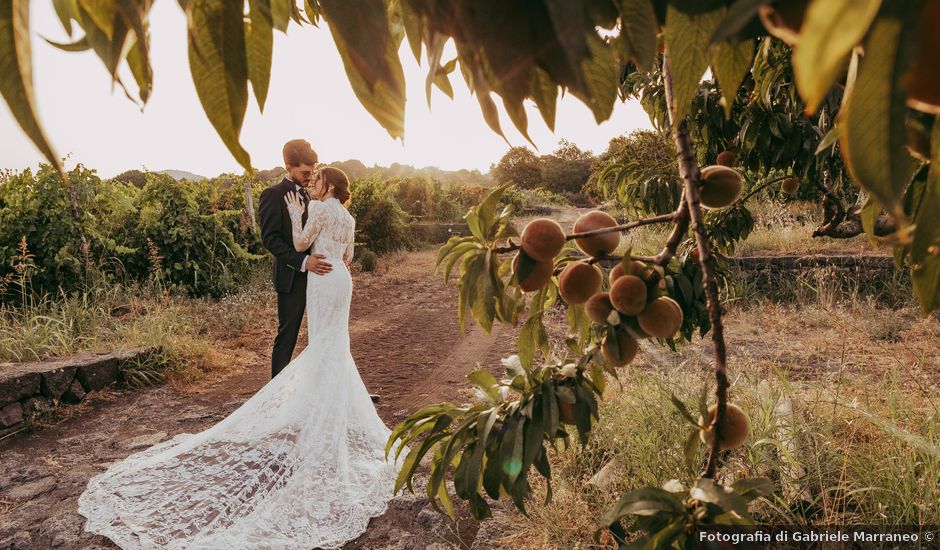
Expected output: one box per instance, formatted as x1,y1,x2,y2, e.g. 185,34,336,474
291,197,355,263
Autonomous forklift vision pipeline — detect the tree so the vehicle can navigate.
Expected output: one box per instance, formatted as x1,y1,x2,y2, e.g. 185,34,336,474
490,146,543,189
111,169,149,189
3,0,940,544
588,130,680,217
540,140,594,195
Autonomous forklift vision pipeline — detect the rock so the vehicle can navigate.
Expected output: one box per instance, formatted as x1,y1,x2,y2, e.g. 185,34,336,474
0,402,23,428
22,396,53,416
76,357,120,392
40,366,77,400
118,431,168,450
38,511,82,549
61,380,86,404
4,476,57,500
0,372,40,408
585,457,624,490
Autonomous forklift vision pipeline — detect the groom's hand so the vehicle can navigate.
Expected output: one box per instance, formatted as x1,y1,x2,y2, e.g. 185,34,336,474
306,254,333,275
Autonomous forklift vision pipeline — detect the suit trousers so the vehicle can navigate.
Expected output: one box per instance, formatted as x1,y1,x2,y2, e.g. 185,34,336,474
272,273,307,378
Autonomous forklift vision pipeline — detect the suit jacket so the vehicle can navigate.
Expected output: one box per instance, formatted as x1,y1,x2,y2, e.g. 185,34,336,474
259,177,309,294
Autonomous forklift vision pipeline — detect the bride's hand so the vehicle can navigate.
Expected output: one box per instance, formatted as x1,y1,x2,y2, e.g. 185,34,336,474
284,191,305,219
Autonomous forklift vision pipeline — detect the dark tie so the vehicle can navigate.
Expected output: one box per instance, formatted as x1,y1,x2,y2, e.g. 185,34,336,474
298,187,310,203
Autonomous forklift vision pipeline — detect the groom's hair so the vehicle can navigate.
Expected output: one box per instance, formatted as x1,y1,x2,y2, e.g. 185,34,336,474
282,139,318,167
320,167,351,203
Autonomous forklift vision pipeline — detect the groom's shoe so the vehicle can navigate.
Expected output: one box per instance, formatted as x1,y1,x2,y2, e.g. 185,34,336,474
369,394,381,403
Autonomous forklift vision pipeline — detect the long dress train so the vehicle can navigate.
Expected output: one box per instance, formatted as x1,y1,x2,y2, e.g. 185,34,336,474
78,197,400,549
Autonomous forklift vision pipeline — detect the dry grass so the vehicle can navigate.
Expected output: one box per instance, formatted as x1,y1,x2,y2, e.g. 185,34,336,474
0,266,272,387
486,300,940,549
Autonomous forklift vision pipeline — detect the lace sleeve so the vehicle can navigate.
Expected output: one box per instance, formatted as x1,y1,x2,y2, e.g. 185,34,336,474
344,217,355,264
286,200,325,252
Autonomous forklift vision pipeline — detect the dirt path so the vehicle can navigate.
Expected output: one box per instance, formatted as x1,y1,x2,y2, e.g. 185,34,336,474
0,250,516,550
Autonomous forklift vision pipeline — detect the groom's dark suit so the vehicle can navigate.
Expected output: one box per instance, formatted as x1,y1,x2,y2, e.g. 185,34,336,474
259,176,311,378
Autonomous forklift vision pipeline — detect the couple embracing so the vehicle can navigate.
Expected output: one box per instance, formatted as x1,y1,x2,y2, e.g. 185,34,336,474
78,140,403,549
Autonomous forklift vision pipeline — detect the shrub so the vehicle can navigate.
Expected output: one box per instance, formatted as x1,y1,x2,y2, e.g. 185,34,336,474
0,166,264,301
357,248,378,272
348,176,413,253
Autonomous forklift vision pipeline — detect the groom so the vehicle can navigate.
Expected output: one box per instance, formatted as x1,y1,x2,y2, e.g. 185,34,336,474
258,140,380,402
259,139,332,378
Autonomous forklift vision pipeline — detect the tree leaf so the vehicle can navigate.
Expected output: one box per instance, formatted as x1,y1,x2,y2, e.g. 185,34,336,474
911,122,940,312
246,0,274,111
185,0,251,170
665,4,724,122
0,0,62,173
468,369,499,401
691,478,752,518
731,477,775,501
530,67,558,131
303,0,320,26
710,38,754,117
399,0,421,62
52,0,79,35
793,0,881,114
578,34,618,123
319,0,406,139
710,0,770,44
840,2,918,220
270,0,290,32
618,0,658,73
600,486,684,525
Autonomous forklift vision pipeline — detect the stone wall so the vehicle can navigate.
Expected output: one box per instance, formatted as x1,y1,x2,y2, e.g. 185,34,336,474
0,347,160,438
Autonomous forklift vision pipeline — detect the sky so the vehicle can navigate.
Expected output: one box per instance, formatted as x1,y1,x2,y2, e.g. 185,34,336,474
0,2,654,179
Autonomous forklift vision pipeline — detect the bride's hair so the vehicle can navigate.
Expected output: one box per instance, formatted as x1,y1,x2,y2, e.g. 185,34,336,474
319,167,351,203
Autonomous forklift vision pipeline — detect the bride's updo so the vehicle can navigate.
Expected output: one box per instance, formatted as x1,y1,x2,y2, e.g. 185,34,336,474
319,166,351,203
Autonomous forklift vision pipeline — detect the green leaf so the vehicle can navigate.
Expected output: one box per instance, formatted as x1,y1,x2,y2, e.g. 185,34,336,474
618,0,658,73
578,34,618,123
710,38,754,117
665,4,725,122
246,0,274,111
530,67,558,131
319,0,406,139
52,0,79,35
731,477,775,501
270,0,290,32
303,0,320,25
840,2,919,220
468,369,499,401
710,0,770,44
670,394,699,427
690,478,751,518
815,123,841,154
126,36,152,104
911,123,940,312
793,0,881,114
600,486,685,526
185,0,251,170
0,0,62,173
399,0,422,62
860,191,880,239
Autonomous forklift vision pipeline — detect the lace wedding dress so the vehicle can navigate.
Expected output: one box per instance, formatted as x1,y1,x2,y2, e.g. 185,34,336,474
78,197,401,549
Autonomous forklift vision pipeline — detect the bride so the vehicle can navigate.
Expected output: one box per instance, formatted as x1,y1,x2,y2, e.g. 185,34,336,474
78,167,402,549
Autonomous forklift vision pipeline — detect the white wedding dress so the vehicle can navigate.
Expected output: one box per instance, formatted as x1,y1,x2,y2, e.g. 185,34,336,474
78,197,401,549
